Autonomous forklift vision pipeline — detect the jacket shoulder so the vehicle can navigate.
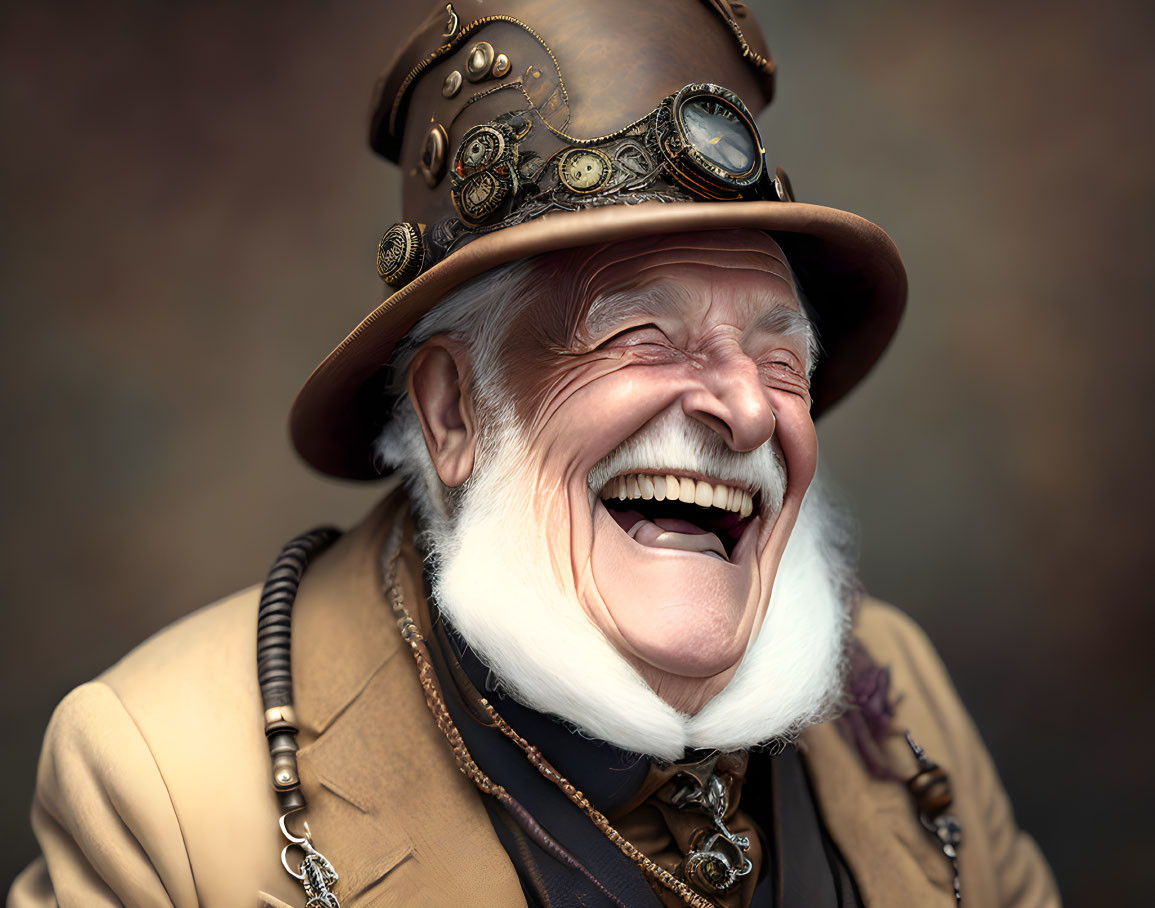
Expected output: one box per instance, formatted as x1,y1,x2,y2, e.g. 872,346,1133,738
100,584,262,699
854,597,945,669
17,586,299,906
106,585,297,904
10,678,200,907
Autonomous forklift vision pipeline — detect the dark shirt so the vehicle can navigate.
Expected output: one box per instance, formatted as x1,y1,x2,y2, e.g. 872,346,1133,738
428,611,862,907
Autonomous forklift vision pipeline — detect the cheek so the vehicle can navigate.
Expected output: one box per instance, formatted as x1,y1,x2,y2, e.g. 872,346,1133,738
773,399,818,494
516,356,684,458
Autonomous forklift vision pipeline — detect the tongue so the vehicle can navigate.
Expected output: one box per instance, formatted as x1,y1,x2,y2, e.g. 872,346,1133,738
608,509,728,560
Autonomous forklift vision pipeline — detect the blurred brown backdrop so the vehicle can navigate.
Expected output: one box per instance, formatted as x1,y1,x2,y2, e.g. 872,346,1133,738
2,0,1152,902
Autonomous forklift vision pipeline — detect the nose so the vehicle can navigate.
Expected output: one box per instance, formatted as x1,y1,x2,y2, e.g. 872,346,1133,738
680,345,776,452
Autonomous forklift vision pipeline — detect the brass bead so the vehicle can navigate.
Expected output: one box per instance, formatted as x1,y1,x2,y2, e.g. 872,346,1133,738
263,704,297,732
908,765,953,819
441,70,462,98
465,41,495,81
492,53,510,78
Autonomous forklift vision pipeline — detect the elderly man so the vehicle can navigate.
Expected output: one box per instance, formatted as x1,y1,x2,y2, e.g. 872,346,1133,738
10,1,1058,906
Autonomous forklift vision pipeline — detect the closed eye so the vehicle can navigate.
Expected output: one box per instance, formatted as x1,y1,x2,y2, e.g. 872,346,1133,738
597,323,669,349
759,360,811,397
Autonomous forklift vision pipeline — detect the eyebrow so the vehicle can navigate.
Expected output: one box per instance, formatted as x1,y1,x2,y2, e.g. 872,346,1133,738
581,282,820,374
581,282,698,341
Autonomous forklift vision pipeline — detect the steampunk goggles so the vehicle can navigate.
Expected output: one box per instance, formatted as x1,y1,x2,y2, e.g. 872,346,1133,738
377,82,795,288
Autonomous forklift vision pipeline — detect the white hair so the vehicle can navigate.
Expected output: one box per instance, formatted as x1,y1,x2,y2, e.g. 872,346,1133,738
373,259,538,533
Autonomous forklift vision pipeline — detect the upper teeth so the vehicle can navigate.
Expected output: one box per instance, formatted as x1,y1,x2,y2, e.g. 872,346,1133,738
599,473,754,518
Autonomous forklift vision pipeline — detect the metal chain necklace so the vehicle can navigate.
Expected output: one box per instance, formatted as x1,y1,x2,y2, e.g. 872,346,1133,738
381,522,720,908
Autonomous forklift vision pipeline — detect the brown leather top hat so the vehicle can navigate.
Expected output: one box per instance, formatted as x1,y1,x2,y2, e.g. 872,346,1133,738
290,0,907,479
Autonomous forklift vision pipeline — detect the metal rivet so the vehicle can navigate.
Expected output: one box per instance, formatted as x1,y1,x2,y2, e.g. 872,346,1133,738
465,41,495,81
492,53,510,78
420,123,448,187
442,70,462,98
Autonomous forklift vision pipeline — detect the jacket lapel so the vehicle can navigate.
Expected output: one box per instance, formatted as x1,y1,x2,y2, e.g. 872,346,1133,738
287,486,525,906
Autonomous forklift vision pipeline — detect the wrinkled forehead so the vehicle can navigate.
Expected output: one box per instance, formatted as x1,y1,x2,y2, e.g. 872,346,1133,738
535,229,799,343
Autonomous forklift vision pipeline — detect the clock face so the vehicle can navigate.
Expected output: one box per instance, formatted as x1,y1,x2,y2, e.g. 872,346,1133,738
453,169,510,225
456,126,505,175
678,97,758,177
559,149,612,193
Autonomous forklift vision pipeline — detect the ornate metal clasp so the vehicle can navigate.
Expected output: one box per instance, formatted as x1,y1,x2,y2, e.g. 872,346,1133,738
279,813,341,908
668,768,753,894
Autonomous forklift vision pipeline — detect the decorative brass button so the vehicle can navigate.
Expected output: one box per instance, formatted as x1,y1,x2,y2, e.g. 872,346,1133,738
465,41,495,81
420,124,448,188
377,222,425,287
442,70,462,98
492,53,511,78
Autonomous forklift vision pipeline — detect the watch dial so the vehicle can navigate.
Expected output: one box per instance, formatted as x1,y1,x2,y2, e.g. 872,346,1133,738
457,127,504,173
560,149,610,192
680,98,757,175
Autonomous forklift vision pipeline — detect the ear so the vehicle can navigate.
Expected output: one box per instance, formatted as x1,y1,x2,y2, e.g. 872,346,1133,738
407,336,478,487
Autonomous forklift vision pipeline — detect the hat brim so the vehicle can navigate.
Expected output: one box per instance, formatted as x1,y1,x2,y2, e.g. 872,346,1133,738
290,200,906,479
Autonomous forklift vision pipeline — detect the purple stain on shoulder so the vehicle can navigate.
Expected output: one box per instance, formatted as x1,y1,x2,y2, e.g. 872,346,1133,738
843,637,901,780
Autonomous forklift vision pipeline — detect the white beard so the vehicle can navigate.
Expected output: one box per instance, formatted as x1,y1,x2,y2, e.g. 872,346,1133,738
414,415,854,762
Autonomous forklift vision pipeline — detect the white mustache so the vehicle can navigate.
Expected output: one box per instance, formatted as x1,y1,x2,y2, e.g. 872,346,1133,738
586,411,787,512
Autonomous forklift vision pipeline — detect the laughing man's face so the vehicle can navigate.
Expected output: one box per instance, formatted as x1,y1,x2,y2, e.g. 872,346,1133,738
489,230,819,715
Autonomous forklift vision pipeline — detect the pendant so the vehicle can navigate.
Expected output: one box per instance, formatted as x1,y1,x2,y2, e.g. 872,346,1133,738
667,766,753,895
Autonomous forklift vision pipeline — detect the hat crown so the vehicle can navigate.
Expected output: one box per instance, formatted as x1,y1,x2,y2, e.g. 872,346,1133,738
373,0,776,237
287,0,905,480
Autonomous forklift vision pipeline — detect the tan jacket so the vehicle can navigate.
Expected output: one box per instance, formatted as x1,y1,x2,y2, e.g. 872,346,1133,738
9,489,1058,907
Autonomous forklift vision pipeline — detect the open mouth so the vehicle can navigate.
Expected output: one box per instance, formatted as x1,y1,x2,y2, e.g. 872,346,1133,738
598,472,761,562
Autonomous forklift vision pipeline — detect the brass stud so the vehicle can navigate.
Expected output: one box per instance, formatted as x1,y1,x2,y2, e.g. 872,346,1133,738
420,123,448,187
492,53,510,78
442,70,462,98
465,41,495,81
